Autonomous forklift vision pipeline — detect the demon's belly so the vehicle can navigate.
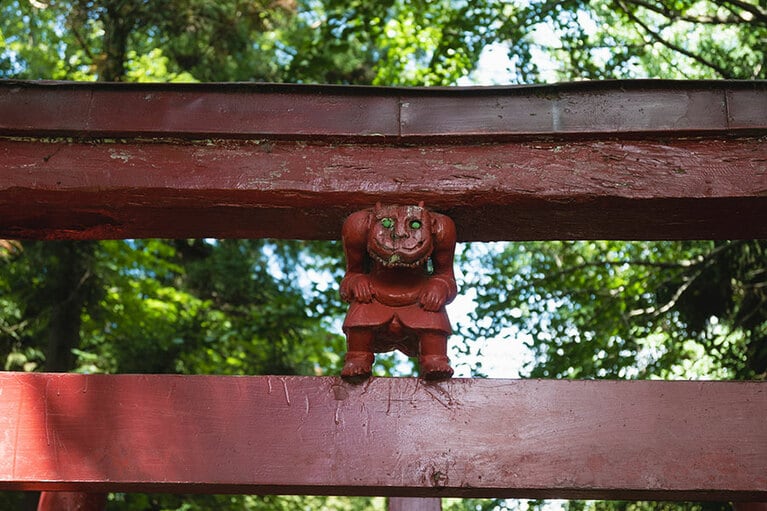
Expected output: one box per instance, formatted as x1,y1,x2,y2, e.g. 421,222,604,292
342,275,452,355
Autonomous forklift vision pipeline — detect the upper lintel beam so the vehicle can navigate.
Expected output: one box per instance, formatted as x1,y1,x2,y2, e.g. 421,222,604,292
1,80,766,241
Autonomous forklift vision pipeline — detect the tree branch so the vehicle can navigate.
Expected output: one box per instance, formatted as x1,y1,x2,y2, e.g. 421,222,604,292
624,242,742,319
626,268,700,318
718,0,767,25
622,0,760,25
0,319,29,339
615,0,735,78
69,26,97,63
545,258,700,283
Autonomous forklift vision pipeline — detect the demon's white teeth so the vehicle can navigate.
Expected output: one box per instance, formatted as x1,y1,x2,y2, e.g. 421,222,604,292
370,252,429,268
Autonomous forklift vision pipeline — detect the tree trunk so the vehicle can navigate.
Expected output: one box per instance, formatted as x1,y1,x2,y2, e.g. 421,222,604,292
44,241,94,372
98,2,132,81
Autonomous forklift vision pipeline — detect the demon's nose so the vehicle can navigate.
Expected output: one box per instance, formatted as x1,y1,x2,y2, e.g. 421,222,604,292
392,223,409,240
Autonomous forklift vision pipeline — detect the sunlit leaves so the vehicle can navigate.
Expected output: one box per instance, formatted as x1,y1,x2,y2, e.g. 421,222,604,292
494,0,767,82
105,492,386,511
371,0,500,85
467,241,765,380
125,48,197,82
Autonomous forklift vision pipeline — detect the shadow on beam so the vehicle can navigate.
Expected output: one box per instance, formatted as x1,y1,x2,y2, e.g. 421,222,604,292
1,373,765,500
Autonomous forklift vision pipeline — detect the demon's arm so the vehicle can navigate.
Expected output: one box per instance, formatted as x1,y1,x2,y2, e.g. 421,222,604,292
339,209,374,303
419,212,458,311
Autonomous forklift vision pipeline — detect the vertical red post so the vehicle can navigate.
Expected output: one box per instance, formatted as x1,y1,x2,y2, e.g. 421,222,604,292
389,497,442,511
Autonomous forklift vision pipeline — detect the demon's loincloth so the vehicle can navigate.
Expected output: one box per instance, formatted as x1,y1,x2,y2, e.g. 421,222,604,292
343,298,451,356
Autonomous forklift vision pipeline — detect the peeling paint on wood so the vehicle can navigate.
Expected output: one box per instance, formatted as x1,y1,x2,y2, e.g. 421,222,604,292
1,137,765,240
1,80,765,241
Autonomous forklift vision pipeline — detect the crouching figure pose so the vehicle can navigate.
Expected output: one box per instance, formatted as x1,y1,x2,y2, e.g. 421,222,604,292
339,202,457,380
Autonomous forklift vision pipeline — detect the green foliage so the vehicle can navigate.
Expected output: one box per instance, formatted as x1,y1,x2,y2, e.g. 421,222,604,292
564,501,731,511
499,0,767,81
466,241,766,380
369,0,500,85
0,238,345,377
105,493,386,511
3,0,765,84
444,498,516,511
0,0,299,82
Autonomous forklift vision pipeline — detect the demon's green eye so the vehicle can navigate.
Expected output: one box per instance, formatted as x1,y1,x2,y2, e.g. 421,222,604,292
381,218,394,229
410,220,422,229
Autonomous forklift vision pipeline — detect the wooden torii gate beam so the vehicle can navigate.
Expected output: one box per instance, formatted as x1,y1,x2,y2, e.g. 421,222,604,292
1,80,766,509
1,79,766,241
1,373,765,500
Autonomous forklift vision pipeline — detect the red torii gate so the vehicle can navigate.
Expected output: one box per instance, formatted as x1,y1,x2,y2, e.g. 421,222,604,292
0,80,765,511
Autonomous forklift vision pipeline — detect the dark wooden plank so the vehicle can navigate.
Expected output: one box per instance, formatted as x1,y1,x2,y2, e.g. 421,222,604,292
400,89,732,137
0,80,765,140
727,90,767,129
1,137,765,240
734,504,767,511
1,373,765,500
0,82,400,139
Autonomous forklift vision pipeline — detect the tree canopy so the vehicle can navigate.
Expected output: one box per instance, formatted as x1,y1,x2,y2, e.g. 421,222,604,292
1,0,765,510
3,0,765,85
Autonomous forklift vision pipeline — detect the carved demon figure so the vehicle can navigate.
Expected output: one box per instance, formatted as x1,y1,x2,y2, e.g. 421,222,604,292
339,202,457,380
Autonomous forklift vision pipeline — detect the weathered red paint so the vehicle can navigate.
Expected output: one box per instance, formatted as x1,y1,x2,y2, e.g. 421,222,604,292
36,491,106,511
1,80,765,241
1,373,765,500
1,136,765,240
0,80,765,140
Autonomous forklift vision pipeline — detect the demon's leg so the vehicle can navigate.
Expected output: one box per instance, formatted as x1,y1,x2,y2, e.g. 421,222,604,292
419,331,453,380
341,327,375,379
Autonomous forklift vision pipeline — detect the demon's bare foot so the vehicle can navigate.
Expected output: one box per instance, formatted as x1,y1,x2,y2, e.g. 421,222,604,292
420,355,454,380
341,351,374,381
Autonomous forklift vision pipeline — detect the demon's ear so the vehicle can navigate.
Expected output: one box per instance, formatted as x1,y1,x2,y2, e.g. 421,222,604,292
418,200,425,208
374,202,383,214
431,211,446,237
365,209,375,231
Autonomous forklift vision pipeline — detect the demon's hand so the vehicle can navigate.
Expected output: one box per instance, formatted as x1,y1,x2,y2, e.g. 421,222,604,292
340,273,374,303
419,278,450,312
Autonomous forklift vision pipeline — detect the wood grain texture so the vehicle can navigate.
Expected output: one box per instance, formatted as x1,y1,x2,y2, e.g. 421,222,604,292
2,80,765,241
1,373,765,500
1,137,766,240
1,80,765,139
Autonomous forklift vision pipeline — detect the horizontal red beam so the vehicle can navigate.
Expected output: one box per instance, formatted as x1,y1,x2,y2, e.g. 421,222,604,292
1,373,765,500
1,136,766,240
2,80,766,241
1,80,766,140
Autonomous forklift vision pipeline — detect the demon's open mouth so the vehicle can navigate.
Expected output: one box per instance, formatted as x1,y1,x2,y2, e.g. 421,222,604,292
370,239,430,267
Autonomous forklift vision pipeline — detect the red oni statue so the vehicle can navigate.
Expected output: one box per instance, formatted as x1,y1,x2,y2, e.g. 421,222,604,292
339,202,458,380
